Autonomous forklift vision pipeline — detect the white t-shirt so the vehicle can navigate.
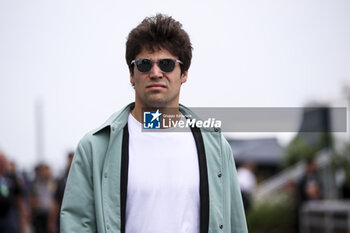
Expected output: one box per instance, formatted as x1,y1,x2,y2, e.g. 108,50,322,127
126,113,200,233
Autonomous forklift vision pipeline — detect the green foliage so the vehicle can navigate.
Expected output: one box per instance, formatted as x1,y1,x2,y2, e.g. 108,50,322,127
284,137,317,166
284,133,333,167
247,199,296,233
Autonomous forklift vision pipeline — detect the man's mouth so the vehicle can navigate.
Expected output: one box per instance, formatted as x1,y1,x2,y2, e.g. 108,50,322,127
146,83,167,90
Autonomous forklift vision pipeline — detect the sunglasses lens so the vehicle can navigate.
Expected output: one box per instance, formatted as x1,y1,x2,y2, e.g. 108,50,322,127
158,59,176,73
136,59,153,73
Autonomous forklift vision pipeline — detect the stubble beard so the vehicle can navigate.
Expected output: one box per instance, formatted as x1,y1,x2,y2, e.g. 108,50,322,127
140,91,179,108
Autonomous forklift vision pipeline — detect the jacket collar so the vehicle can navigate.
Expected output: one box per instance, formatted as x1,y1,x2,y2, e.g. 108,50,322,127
92,102,135,135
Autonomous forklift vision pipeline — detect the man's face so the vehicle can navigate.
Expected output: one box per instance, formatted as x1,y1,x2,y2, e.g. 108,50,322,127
0,154,8,174
130,47,188,108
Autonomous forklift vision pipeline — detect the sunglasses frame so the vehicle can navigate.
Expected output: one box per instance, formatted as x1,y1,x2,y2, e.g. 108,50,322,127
131,58,183,73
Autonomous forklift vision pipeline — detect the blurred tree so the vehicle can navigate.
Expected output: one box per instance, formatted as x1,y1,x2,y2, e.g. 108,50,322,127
284,107,333,166
284,132,333,166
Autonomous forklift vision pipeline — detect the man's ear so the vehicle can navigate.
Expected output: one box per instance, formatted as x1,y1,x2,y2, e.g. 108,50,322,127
181,71,188,84
130,71,135,86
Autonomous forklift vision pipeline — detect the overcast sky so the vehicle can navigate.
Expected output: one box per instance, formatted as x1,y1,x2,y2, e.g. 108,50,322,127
1,0,349,172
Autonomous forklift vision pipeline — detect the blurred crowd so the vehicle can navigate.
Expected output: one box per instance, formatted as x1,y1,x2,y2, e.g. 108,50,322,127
0,151,73,233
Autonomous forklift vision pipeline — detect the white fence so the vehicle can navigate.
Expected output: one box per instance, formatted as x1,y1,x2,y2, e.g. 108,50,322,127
300,200,350,233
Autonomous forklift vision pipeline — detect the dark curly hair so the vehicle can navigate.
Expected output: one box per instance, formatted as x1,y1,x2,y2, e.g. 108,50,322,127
126,14,192,75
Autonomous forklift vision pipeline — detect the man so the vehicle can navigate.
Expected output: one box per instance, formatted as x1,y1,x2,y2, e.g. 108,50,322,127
297,158,322,202
48,152,74,233
30,163,56,233
237,162,257,212
0,152,24,233
61,14,248,233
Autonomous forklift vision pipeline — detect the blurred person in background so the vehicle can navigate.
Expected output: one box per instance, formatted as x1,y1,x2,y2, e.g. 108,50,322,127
237,162,257,212
296,158,322,232
297,158,322,202
0,152,25,233
7,160,31,233
30,163,56,233
342,176,350,199
48,152,74,233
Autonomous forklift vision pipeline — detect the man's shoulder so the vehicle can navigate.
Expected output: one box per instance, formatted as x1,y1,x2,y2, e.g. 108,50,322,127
78,103,134,147
179,104,229,148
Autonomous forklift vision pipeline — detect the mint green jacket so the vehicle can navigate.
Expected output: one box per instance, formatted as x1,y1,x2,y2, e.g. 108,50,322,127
60,103,248,233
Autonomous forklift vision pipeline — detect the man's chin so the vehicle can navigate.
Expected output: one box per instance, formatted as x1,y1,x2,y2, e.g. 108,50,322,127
144,97,169,108
145,100,167,108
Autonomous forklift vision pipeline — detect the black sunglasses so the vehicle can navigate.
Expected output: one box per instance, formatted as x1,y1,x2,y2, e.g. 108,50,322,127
131,58,183,73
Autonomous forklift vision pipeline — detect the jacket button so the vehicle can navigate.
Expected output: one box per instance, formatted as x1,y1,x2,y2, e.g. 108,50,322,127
111,127,115,131
104,173,108,178
107,225,110,230
218,173,222,178
214,127,219,132
219,224,223,229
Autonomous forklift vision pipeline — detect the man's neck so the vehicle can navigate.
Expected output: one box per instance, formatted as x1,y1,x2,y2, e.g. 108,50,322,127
131,106,143,123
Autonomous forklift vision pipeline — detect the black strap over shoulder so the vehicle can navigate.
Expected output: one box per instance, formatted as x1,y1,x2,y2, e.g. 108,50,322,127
190,126,210,233
121,124,129,233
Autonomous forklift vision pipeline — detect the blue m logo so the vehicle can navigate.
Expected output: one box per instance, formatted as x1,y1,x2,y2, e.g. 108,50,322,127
143,110,161,129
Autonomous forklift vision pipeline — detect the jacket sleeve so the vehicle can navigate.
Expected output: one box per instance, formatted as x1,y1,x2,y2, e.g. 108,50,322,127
222,136,249,233
60,140,97,233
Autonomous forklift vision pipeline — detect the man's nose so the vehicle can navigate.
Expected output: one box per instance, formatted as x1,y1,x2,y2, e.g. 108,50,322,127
149,62,163,79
